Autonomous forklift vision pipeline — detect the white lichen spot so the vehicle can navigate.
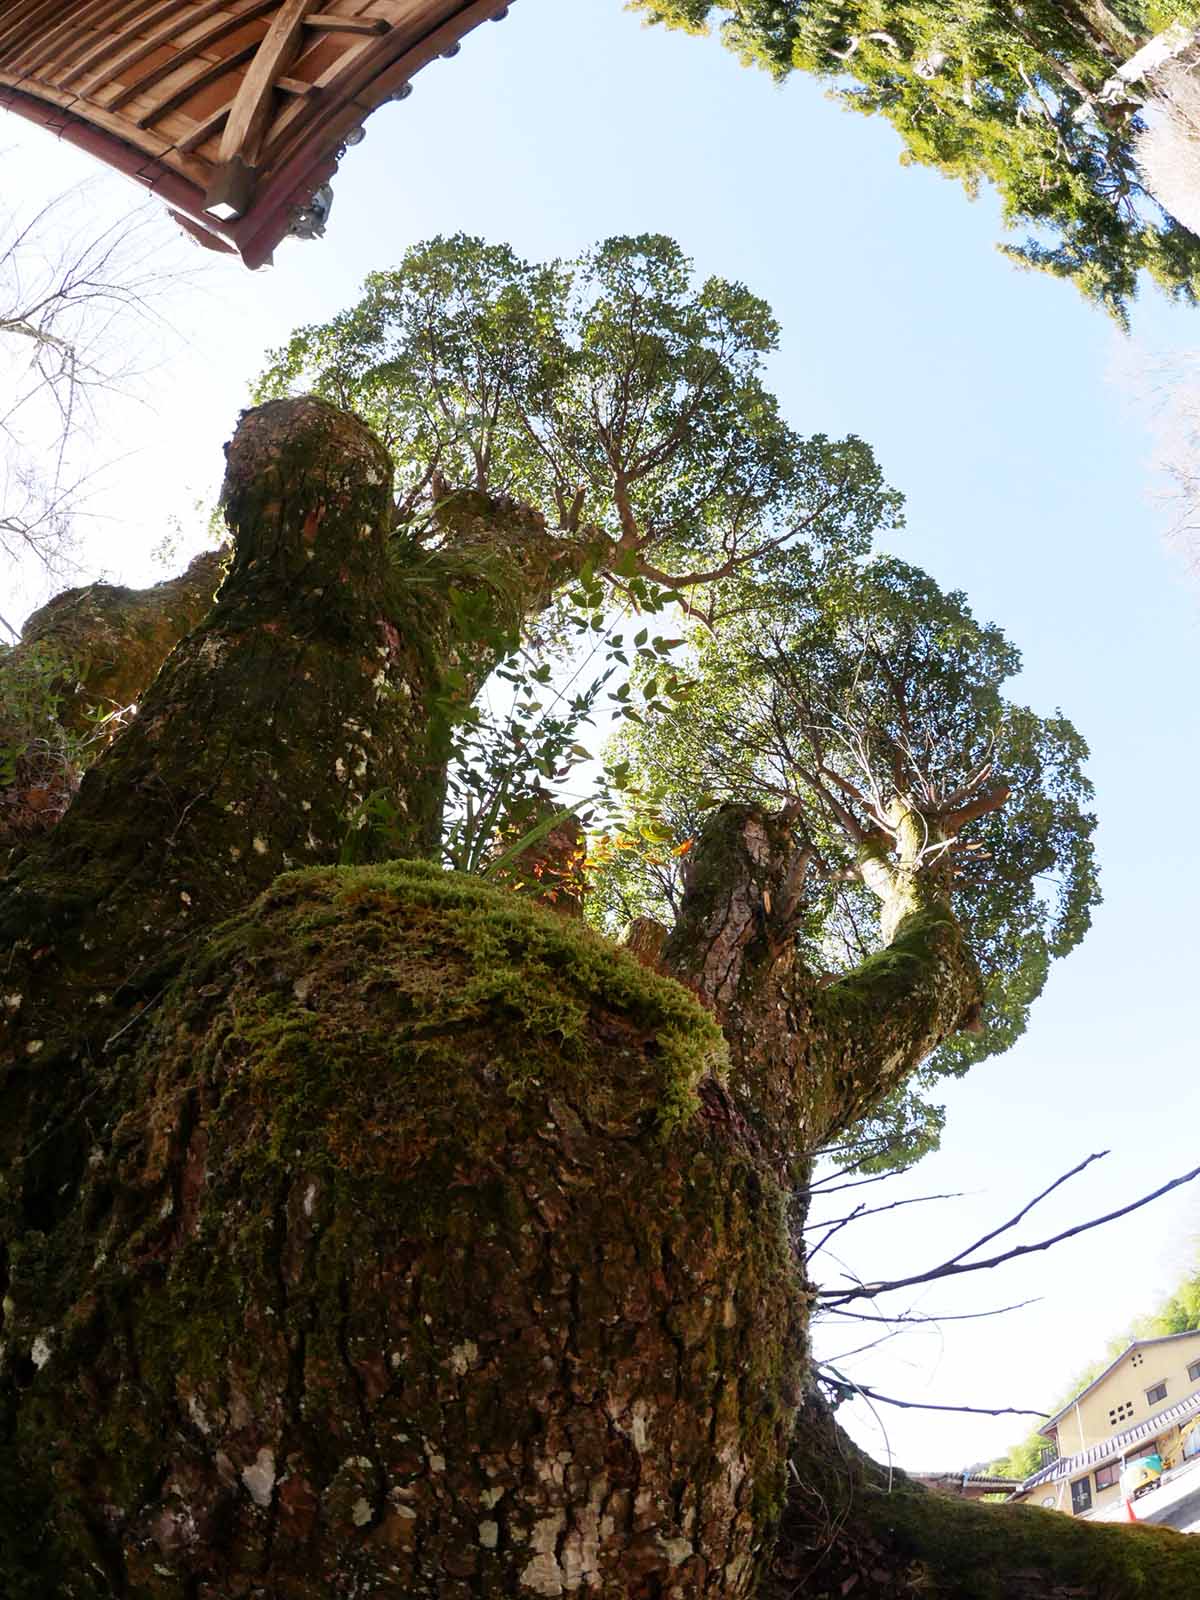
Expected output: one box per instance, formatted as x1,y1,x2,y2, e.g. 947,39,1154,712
335,757,347,781
197,636,226,669
252,836,268,856
91,993,109,1007
93,1250,107,1270
479,1520,499,1549
24,1040,43,1056
3,993,22,1013
187,1394,212,1435
301,799,312,811
351,1497,373,1527
180,890,192,906
428,1454,446,1474
519,1513,567,1595
631,1399,650,1453
306,830,319,851
480,1487,504,1509
449,1340,478,1376
302,1180,318,1217
30,1335,52,1369
159,1195,174,1220
241,1447,276,1508
659,1535,694,1567
229,846,241,861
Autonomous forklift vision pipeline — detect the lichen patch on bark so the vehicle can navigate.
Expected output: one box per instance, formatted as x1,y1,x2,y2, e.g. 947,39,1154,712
2,863,800,1597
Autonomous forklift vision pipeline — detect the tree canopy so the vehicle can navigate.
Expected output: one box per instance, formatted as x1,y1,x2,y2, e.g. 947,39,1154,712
629,0,1200,323
592,552,1098,1167
254,232,898,599
254,232,1098,1170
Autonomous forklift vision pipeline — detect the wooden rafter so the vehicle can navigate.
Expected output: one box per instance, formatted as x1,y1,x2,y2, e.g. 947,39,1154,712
0,0,513,266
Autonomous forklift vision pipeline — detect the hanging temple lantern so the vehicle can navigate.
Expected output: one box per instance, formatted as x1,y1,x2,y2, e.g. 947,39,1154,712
0,0,512,267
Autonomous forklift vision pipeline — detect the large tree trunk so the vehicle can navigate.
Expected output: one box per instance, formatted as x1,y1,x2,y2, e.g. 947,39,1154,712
1,399,1196,1597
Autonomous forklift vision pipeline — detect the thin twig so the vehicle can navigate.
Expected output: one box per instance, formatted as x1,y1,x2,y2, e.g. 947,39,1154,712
941,1150,1109,1269
820,1297,1041,1326
806,1190,964,1232
819,1160,1200,1305
821,1366,1048,1419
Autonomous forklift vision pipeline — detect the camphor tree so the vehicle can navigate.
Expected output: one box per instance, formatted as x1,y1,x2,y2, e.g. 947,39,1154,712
594,554,1098,1172
630,0,1200,324
2,233,1197,1598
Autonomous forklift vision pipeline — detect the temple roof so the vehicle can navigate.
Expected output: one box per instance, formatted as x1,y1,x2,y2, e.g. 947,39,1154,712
0,0,509,266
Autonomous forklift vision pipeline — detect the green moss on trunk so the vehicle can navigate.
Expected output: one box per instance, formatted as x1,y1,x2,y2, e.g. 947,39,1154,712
765,1394,1200,1598
2,864,802,1598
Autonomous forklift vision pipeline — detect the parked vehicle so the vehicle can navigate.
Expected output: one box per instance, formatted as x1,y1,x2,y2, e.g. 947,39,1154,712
1121,1454,1164,1499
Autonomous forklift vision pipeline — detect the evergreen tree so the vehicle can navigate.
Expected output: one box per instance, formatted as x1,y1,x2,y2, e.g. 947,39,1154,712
631,0,1200,322
0,235,1190,1596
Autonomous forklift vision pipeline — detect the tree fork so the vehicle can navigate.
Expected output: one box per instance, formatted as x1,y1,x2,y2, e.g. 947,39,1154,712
0,398,581,1069
660,803,983,1174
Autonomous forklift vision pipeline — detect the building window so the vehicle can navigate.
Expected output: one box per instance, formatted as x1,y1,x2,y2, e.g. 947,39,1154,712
1108,1400,1134,1426
1071,1477,1093,1514
1146,1382,1168,1406
1188,1360,1200,1383
1095,1462,1120,1490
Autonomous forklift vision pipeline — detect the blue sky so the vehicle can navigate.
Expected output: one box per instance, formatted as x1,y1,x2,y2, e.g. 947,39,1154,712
5,0,1200,1473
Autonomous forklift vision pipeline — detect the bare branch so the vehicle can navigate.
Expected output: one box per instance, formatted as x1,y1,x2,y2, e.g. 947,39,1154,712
820,1298,1041,1326
940,1149,1109,1271
819,1158,1200,1305
821,1367,1048,1419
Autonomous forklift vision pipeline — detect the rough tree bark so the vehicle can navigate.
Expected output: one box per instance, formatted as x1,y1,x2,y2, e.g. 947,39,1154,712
0,549,226,857
1,399,1197,1598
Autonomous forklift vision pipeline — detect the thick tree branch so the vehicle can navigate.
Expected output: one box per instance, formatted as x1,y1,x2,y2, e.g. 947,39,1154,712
659,800,980,1170
1,549,225,856
11,549,226,734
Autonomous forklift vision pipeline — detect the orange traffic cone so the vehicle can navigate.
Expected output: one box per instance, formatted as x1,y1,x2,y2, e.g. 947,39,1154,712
1125,1496,1138,1522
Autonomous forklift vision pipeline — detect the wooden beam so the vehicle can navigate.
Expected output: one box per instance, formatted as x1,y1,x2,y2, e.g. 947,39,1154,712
214,0,310,171
82,0,277,103
67,0,240,90
15,0,151,80
129,40,262,129
303,13,391,35
276,74,319,96
0,0,69,62
176,100,232,155
203,152,258,220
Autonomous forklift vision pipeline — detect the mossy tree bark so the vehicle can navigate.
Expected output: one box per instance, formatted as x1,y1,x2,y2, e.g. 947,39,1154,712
0,550,226,858
1,398,1195,1598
